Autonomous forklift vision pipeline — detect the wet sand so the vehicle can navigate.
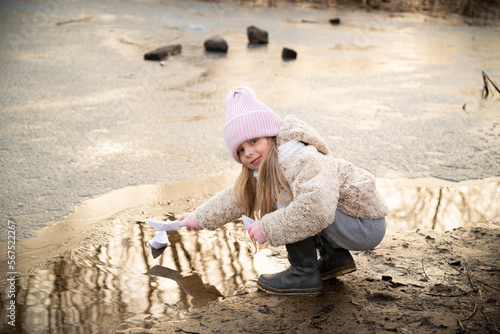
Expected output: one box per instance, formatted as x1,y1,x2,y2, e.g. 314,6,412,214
138,225,500,334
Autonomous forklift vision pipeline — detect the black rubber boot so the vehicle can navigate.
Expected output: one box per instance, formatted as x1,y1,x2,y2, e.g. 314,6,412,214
316,234,357,281
257,236,322,296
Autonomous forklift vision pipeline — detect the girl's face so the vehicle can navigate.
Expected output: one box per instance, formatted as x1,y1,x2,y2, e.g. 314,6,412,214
237,137,271,171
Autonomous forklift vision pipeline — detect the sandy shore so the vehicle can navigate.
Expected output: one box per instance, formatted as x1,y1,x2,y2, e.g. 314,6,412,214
113,218,500,334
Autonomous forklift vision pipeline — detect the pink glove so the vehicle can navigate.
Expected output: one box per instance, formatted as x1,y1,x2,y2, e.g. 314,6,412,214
179,213,203,231
248,221,266,244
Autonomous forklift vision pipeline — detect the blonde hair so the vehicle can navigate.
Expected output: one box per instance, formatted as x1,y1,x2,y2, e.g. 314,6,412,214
234,137,292,220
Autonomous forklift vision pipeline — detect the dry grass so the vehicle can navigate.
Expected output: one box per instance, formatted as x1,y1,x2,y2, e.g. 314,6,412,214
391,0,500,19
214,0,500,20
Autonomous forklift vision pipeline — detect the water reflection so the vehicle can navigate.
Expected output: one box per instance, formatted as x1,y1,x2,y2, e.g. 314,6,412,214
382,179,499,232
1,179,498,333
146,266,223,308
1,221,257,334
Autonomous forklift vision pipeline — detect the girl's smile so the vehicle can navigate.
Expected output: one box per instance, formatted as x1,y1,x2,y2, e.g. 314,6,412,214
251,156,261,165
237,137,271,171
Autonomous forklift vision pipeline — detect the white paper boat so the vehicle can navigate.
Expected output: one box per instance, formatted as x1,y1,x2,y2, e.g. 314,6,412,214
149,231,169,249
242,215,255,230
147,219,187,231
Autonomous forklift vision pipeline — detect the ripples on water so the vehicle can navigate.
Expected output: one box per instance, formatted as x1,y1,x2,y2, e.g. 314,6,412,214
1,180,498,333
4,221,257,334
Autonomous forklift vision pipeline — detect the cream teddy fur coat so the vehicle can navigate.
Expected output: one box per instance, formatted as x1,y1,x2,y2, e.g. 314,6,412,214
195,115,389,247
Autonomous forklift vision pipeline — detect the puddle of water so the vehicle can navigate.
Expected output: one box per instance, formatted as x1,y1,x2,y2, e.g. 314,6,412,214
2,221,259,334
1,178,498,333
379,177,500,232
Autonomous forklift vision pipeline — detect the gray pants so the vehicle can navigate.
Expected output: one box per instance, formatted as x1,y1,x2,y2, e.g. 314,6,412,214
320,210,386,251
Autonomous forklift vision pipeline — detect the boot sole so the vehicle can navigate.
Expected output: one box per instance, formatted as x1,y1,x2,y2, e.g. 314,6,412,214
321,263,357,281
257,281,322,296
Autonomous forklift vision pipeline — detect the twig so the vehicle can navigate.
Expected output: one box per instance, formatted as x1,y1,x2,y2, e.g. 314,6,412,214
479,307,500,333
482,72,489,98
460,292,478,322
424,238,438,251
421,258,430,281
244,330,287,333
312,315,329,324
425,238,470,276
423,235,499,327
482,71,500,98
464,261,478,292
425,292,468,297
175,329,200,334
475,279,500,292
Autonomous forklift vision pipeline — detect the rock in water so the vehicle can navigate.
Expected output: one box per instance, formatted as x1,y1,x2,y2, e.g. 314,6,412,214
282,47,297,60
144,44,182,61
247,25,268,44
204,36,228,53
329,18,341,25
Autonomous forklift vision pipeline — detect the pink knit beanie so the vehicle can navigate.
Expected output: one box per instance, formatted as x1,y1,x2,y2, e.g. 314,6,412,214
224,87,282,163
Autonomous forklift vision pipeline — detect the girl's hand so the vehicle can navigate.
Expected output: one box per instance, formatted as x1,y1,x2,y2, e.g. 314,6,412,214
248,221,266,244
179,213,203,231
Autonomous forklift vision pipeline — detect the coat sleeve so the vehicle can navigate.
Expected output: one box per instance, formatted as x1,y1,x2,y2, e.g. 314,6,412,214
195,185,246,230
260,147,340,246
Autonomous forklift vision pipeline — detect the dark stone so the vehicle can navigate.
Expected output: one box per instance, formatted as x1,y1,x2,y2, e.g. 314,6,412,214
204,36,228,53
144,44,181,61
247,25,268,44
257,305,272,314
282,47,297,60
418,317,433,327
329,18,341,25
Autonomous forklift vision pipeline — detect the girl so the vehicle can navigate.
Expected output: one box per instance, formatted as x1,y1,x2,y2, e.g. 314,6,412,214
179,87,389,296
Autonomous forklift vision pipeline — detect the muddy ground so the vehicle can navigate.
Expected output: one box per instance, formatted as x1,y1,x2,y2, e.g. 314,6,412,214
106,193,500,334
